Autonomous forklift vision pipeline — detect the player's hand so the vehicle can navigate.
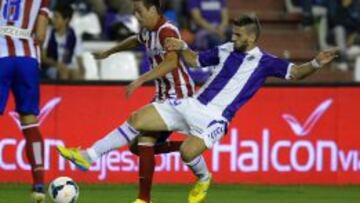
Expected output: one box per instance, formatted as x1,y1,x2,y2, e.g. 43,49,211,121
92,51,110,60
165,38,187,51
126,79,144,98
315,48,339,66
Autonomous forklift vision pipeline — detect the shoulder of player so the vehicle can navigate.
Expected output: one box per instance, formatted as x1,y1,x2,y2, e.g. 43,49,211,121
158,22,179,35
259,50,287,62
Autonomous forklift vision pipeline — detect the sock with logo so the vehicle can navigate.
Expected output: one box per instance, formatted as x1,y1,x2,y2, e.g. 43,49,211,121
22,124,45,192
85,122,140,163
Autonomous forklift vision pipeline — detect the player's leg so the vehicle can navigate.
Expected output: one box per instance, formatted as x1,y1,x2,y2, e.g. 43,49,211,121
12,57,46,202
180,136,211,203
181,135,210,181
57,104,169,170
136,133,158,203
129,132,182,203
174,98,228,203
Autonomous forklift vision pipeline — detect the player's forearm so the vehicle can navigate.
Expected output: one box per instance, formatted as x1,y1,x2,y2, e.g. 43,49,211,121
290,49,337,80
290,61,319,80
105,35,139,56
35,15,49,45
180,49,199,68
138,54,179,83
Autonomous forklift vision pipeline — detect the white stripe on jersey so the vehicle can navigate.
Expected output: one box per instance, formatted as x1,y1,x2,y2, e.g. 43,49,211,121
0,37,9,57
13,38,25,56
28,0,43,31
196,43,233,97
210,52,262,110
179,60,195,97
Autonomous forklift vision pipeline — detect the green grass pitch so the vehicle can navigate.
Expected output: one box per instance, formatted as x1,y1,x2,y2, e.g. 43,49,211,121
1,184,360,203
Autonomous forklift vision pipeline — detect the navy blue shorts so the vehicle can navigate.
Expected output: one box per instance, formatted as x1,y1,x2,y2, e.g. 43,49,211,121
0,57,40,115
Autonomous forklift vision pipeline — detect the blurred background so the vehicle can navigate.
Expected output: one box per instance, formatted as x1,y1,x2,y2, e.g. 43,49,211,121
42,0,360,84
2,1,360,202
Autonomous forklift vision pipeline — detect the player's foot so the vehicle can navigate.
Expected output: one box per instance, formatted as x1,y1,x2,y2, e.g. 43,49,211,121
30,191,46,203
188,173,212,203
56,146,91,171
132,199,152,203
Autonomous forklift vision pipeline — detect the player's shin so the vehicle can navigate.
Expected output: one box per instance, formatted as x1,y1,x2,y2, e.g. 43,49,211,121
86,121,140,163
22,124,45,193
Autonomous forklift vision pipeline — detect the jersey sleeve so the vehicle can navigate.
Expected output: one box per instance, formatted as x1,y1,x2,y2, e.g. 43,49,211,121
159,26,180,48
39,0,50,18
264,54,293,80
197,47,220,67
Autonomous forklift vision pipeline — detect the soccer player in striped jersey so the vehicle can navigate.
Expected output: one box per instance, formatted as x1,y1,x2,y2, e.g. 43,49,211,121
0,0,50,202
58,0,211,203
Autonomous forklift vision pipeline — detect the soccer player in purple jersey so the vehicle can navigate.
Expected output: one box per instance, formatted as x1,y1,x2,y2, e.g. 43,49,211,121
58,15,338,203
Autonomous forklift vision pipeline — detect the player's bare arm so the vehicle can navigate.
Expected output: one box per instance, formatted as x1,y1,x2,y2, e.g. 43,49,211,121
165,38,199,67
35,14,49,45
126,51,179,97
93,35,140,60
289,48,339,80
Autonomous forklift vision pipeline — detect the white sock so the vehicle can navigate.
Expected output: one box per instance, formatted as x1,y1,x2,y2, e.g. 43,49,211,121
84,122,139,163
185,155,210,182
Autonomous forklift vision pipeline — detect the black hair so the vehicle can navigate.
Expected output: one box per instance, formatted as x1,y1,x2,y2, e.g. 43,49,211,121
54,4,74,20
133,0,162,12
232,15,261,41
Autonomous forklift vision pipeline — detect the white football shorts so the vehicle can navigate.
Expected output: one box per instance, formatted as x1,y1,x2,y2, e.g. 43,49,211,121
152,97,228,148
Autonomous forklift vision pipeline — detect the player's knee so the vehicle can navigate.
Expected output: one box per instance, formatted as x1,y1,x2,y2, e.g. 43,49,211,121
19,114,38,125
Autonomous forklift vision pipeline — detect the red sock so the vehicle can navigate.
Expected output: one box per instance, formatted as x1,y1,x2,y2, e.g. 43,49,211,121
22,125,45,192
138,145,155,202
154,141,183,154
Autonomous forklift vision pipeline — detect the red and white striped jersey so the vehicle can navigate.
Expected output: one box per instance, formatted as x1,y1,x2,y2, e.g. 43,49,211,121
0,0,50,59
138,16,195,101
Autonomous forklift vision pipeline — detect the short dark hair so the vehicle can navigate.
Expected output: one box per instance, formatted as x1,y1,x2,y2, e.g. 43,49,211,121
54,4,74,20
232,15,261,41
133,0,162,12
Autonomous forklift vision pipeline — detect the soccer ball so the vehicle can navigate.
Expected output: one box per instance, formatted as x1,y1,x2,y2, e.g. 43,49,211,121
48,176,79,203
